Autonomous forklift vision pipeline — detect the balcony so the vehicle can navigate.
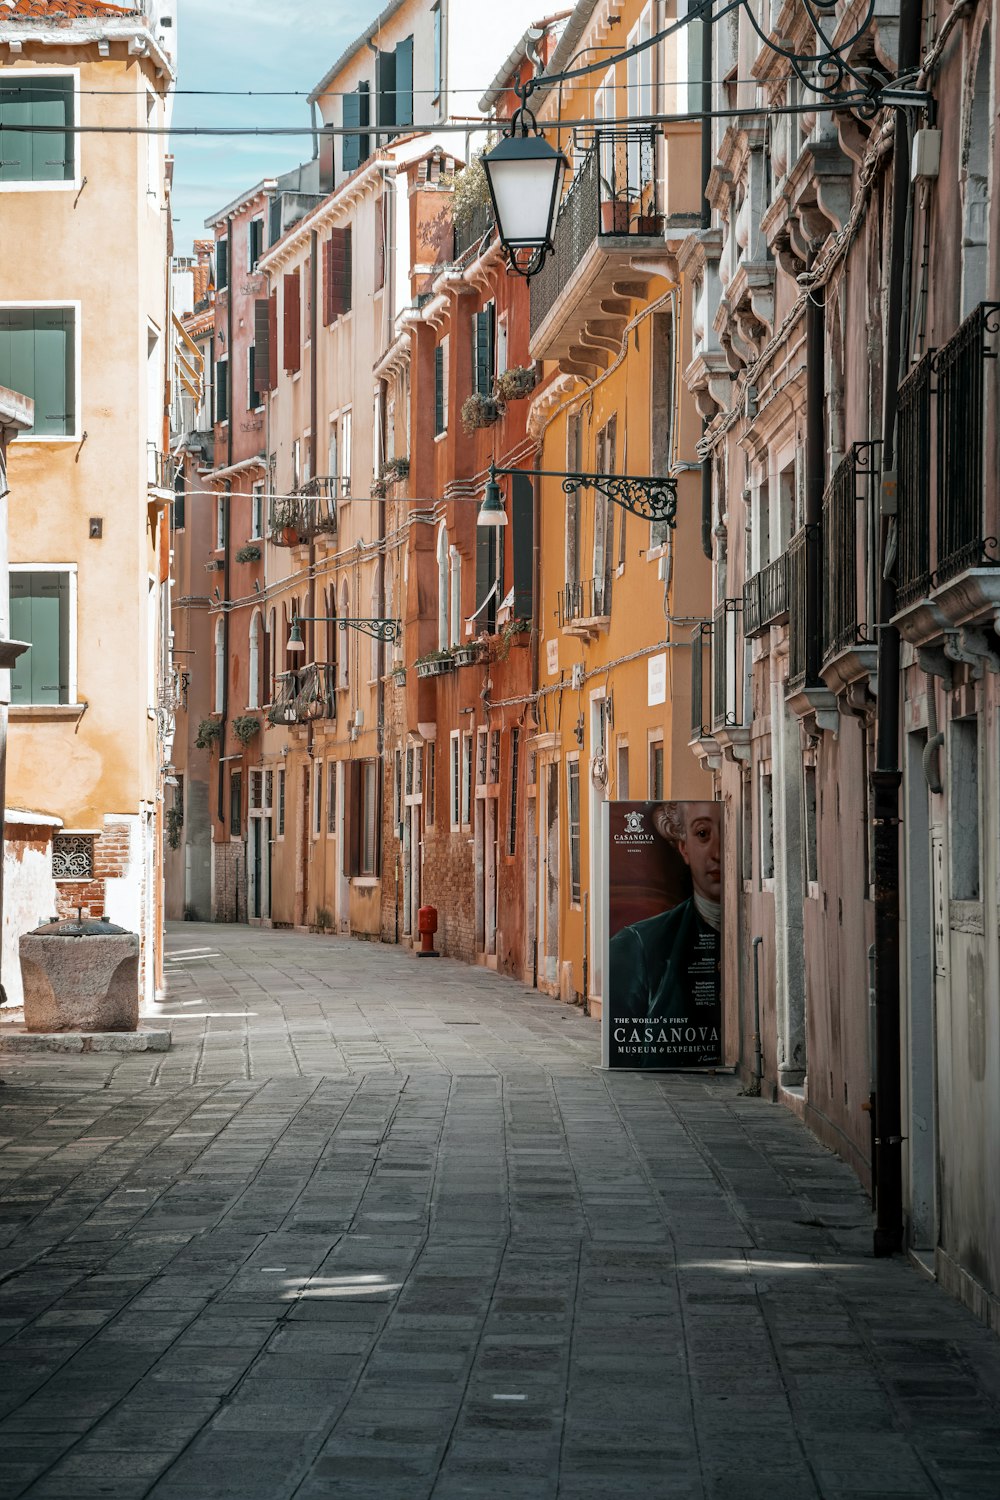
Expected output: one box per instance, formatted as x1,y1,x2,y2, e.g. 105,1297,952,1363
147,443,179,492
743,554,788,637
710,599,748,754
819,445,878,701
786,523,839,733
453,202,495,262
266,664,336,726
688,620,721,772
557,574,610,638
269,477,340,547
529,130,665,367
895,303,1000,652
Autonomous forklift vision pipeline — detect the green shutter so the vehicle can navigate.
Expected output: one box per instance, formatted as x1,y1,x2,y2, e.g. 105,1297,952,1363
216,238,228,290
11,571,68,705
0,309,72,436
215,359,228,424
0,77,72,182
475,307,494,397
511,472,534,619
0,84,32,181
377,47,396,134
342,91,360,173
395,37,414,128
434,344,444,434
476,525,497,633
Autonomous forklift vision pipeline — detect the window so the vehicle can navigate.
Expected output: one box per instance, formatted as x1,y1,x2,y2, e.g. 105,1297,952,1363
565,410,582,588
461,730,473,826
339,408,352,497
450,730,461,830
376,34,413,136
507,729,520,855
742,772,753,883
616,742,629,799
327,761,337,835
53,833,94,879
626,8,653,186
594,415,617,609
362,761,378,874
214,618,225,713
950,716,980,900
338,580,350,689
10,569,73,705
759,769,775,882
473,303,495,398
449,547,462,648
251,481,264,540
248,611,261,710
172,470,186,532
434,336,449,435
437,523,449,649
650,309,675,550
649,741,663,800
432,3,443,102
283,269,301,373
0,73,75,185
312,760,323,838
230,770,242,838
496,316,508,378
277,768,286,836
426,741,436,826
216,236,229,292
248,347,263,411
393,748,403,831
215,352,229,425
248,216,264,270
215,492,226,550
0,307,76,437
803,763,818,887
568,759,581,905
341,81,371,174
322,226,352,324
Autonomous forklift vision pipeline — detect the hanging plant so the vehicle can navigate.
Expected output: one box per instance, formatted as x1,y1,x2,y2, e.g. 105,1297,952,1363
195,718,223,750
461,392,503,435
493,365,536,403
232,715,261,745
235,543,261,564
165,806,183,851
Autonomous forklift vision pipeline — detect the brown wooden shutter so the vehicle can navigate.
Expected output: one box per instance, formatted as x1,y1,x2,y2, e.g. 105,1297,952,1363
283,271,300,371
343,759,362,876
267,292,278,388
322,236,334,326
374,198,385,293
253,299,270,395
329,227,353,319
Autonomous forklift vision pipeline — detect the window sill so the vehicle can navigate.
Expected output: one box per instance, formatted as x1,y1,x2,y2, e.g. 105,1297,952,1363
352,875,379,887
0,180,81,194
434,430,448,443
10,703,87,723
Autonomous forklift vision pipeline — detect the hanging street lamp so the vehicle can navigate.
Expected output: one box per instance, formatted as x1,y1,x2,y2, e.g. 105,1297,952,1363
481,86,567,279
477,462,678,528
286,615,400,651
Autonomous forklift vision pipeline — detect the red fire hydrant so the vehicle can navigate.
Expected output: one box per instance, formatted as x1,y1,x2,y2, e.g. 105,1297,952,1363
416,904,439,958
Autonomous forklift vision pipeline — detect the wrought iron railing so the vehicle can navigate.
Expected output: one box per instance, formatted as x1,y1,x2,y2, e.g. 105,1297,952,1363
558,573,610,626
147,444,179,490
822,444,878,660
268,476,339,545
896,353,932,609
266,664,336,725
787,523,823,694
743,553,789,637
453,200,494,261
530,128,661,336
690,620,712,738
934,301,1000,585
711,598,744,731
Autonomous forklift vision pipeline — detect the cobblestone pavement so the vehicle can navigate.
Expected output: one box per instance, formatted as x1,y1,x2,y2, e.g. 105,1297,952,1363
0,923,998,1500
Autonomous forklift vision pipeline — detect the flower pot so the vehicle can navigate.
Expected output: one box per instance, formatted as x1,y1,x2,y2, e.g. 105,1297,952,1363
601,201,631,234
636,213,664,236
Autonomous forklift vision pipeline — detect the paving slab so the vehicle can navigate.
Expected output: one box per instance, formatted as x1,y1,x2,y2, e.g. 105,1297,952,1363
0,921,996,1498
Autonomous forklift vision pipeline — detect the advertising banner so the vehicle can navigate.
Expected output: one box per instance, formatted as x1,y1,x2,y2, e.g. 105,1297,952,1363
602,800,722,1070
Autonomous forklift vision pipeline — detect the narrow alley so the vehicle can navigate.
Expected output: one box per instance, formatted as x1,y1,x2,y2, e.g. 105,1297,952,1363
0,926,998,1500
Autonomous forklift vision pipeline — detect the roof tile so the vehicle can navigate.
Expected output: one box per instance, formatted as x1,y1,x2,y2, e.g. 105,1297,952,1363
2,2,141,18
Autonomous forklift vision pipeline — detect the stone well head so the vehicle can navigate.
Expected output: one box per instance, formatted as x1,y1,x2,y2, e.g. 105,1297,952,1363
20,916,140,1034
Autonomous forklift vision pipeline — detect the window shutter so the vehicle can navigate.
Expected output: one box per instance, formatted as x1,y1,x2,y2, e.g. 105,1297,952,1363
377,46,396,134
283,271,300,371
0,84,33,181
395,36,414,128
434,344,444,434
475,308,494,397
511,472,534,620
0,310,74,437
11,572,68,705
329,227,352,318
215,359,228,424
322,236,333,325
0,78,72,183
476,525,497,633
343,760,362,875
267,293,278,388
253,299,270,393
216,237,228,290
374,197,386,293
342,90,360,174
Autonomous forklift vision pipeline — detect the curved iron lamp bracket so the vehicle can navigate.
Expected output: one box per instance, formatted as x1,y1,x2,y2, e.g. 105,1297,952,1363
734,0,886,118
491,464,678,526
337,618,401,643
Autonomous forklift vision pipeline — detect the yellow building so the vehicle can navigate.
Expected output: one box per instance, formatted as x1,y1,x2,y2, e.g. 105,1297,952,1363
524,0,712,1015
0,2,176,1005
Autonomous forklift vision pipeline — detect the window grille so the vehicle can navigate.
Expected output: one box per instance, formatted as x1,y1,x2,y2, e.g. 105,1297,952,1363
53,834,94,880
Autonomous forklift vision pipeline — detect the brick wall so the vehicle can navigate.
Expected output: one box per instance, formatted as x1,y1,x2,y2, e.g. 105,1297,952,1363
212,838,247,923
55,822,131,921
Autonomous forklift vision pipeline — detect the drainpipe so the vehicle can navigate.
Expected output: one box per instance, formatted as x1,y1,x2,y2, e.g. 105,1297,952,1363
701,440,713,559
303,231,320,928
752,935,764,1087
871,0,921,1259
217,215,234,846
700,11,714,561
805,276,824,528
531,468,541,988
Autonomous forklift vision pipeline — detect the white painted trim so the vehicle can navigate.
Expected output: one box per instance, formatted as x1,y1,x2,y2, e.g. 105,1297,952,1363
0,66,81,193
0,299,82,441
9,560,78,702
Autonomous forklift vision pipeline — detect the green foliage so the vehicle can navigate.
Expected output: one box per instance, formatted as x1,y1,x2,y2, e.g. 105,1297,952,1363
232,715,261,745
165,805,183,851
451,151,491,227
195,718,223,750
235,543,261,564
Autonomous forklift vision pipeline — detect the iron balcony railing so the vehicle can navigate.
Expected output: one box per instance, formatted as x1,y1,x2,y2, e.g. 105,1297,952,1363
147,443,179,490
743,553,789,637
934,301,1000,584
711,598,745,732
530,128,661,337
266,664,336,726
268,476,340,546
558,573,610,627
690,620,712,738
822,443,878,661
787,523,823,694
896,353,932,609
453,200,494,261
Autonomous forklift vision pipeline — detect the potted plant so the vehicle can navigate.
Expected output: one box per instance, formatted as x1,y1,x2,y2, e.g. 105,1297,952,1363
453,640,489,668
390,665,406,687
600,195,631,234
232,715,260,745
636,210,664,236
195,717,223,750
165,805,183,851
414,649,457,679
493,366,536,403
461,392,503,435
235,543,261,564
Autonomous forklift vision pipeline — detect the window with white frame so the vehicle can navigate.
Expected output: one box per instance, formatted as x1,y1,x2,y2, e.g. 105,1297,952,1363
251,480,264,540
0,71,76,185
248,215,264,270
461,729,473,826
328,416,339,489
337,579,350,688
327,760,337,836
10,566,75,705
214,617,225,713
434,336,449,435
248,610,261,710
567,757,582,905
340,408,352,497
450,730,461,830
436,523,449,649
449,546,462,648
0,306,77,437
312,759,323,838
215,492,226,550
626,7,653,186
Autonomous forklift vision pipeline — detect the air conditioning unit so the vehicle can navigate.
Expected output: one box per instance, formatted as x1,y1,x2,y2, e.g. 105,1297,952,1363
571,662,585,690
353,708,364,728
744,384,759,420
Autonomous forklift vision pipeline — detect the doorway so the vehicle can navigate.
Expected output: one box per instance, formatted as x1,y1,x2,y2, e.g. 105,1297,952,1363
906,728,939,1250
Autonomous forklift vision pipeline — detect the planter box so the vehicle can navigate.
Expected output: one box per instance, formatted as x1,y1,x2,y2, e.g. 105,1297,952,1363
415,658,456,679
390,669,406,687
453,644,488,667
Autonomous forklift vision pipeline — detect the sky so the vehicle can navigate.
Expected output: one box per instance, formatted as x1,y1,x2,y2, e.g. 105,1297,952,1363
170,1,360,253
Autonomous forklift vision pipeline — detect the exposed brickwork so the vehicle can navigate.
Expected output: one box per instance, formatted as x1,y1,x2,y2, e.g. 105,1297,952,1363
54,823,131,921
212,839,247,923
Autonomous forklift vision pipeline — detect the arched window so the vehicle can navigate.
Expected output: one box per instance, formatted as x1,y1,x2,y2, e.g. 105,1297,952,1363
338,579,350,689
449,545,462,647
268,607,276,699
962,30,992,317
214,617,224,714
370,576,380,681
437,522,449,649
248,610,261,709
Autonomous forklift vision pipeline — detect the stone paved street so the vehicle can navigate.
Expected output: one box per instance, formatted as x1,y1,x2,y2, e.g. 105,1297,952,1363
0,923,998,1500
